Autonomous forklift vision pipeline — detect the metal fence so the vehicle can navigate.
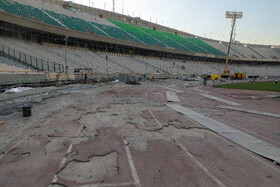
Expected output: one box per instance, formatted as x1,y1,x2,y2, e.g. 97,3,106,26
0,44,64,73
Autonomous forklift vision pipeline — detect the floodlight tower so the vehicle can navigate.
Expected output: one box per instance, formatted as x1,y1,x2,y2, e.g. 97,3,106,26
223,11,243,76
113,0,115,12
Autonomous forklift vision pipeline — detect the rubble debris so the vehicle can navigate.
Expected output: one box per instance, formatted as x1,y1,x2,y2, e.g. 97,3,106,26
4,87,34,94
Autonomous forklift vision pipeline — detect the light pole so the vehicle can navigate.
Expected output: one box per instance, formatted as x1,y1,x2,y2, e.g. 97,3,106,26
106,52,108,78
65,36,68,73
223,11,243,77
42,0,45,23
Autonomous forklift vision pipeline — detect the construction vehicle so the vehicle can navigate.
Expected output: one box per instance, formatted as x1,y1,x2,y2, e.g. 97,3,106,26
232,72,246,80
210,74,221,80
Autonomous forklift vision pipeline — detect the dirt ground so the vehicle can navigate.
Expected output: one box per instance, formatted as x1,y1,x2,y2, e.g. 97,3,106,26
0,79,279,187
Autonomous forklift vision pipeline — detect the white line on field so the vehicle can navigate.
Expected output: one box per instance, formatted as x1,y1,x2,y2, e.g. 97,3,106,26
123,139,141,187
199,93,241,106
161,86,184,93
0,119,53,160
192,87,210,94
52,143,73,183
0,137,28,160
176,141,226,187
78,182,137,187
148,109,162,127
148,108,225,187
218,105,280,119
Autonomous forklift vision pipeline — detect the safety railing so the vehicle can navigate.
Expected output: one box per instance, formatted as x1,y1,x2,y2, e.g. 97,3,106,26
0,44,64,73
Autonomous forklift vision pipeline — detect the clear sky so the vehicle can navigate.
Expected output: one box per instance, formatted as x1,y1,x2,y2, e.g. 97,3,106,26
70,0,280,45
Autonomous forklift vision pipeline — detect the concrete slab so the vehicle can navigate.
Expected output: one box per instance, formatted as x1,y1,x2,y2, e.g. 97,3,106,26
166,91,180,102
167,104,280,163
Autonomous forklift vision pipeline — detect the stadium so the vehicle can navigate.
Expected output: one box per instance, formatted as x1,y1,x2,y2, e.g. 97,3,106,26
0,0,279,186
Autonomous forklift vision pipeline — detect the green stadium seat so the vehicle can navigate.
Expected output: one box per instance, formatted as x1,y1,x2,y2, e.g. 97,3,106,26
162,32,209,54
187,38,226,56
137,27,187,50
92,22,142,43
109,20,165,46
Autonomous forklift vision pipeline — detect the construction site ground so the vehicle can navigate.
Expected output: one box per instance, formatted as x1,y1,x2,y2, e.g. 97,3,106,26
0,79,279,187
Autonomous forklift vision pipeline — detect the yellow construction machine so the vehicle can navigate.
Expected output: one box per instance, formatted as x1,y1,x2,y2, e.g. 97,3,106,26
232,72,246,80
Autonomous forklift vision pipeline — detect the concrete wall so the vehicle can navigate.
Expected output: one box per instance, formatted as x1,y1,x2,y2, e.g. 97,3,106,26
0,74,47,82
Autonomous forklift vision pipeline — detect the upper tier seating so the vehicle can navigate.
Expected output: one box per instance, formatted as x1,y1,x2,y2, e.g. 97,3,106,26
109,20,164,46
249,46,279,59
109,20,225,55
161,32,209,54
187,38,226,56
44,10,107,36
94,23,142,43
0,0,143,43
0,0,63,27
137,27,187,50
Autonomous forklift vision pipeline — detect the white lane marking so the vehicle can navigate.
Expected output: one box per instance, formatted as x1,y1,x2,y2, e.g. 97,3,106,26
144,92,148,97
148,110,162,128
123,140,141,187
167,84,176,88
218,105,280,119
52,122,82,183
0,137,28,160
266,95,279,98
161,92,165,101
176,141,226,187
40,119,52,127
0,119,53,160
60,144,73,168
52,143,73,183
199,93,241,106
149,107,225,186
192,87,210,94
78,182,137,187
161,86,184,93
52,175,58,184
166,91,180,102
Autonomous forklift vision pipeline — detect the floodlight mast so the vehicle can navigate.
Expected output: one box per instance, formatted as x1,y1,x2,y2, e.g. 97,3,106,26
113,0,115,12
223,11,243,76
